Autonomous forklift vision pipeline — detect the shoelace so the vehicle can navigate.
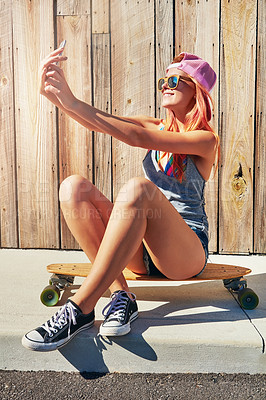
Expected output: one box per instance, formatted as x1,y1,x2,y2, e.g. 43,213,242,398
42,302,77,337
102,291,136,322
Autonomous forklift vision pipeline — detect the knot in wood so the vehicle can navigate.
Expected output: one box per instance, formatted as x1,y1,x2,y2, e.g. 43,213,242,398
231,176,247,199
1,76,8,86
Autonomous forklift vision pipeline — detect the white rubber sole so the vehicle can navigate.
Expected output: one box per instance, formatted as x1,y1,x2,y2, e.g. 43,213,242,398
99,311,138,337
22,320,94,352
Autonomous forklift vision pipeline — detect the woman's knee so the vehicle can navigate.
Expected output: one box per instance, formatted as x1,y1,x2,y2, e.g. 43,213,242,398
59,174,93,204
116,177,155,207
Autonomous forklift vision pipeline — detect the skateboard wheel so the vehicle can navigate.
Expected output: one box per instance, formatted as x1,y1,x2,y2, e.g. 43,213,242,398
238,288,259,310
40,285,60,307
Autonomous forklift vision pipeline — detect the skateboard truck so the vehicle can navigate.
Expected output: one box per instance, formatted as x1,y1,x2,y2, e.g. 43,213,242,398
50,273,74,289
223,277,259,310
223,277,247,291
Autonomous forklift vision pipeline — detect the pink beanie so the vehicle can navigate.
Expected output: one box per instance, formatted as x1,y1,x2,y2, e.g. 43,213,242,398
166,52,216,93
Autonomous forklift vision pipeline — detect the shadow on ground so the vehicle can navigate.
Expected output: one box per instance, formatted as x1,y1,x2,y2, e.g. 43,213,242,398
58,273,265,373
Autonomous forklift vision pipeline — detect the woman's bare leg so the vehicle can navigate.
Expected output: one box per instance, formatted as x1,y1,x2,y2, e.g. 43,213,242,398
69,177,206,314
59,175,147,296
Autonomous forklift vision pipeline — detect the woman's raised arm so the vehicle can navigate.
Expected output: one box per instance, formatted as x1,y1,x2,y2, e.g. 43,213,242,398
41,47,216,157
40,48,160,132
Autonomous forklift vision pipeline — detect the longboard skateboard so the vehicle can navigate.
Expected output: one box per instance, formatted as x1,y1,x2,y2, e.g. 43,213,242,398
41,262,259,310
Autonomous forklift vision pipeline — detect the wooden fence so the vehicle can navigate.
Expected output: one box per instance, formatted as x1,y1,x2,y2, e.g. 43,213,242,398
0,0,265,254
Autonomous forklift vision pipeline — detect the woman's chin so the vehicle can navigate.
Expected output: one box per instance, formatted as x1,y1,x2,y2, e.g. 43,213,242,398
161,97,180,109
161,101,175,111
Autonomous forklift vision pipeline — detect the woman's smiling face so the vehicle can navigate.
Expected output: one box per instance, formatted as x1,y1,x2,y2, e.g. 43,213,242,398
161,68,196,115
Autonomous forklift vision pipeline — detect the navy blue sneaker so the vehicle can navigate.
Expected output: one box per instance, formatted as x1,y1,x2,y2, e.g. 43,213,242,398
99,290,138,337
22,299,94,351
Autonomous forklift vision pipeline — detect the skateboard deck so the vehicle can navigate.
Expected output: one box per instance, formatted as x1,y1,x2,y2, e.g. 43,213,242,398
46,262,251,281
41,262,259,310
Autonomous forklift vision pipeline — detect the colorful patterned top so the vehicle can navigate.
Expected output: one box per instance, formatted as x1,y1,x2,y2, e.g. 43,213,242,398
155,123,187,179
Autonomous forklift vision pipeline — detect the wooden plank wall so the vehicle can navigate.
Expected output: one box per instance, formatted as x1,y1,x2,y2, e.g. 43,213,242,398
0,0,265,254
219,0,256,254
12,0,59,248
0,1,18,247
254,0,266,253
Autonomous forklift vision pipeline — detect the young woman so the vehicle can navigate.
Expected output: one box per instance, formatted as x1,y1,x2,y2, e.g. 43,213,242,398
22,49,219,351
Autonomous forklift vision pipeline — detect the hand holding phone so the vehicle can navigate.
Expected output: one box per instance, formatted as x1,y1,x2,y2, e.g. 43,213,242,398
40,40,68,97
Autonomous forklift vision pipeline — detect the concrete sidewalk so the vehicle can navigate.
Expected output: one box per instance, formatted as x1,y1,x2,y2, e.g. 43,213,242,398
0,249,265,374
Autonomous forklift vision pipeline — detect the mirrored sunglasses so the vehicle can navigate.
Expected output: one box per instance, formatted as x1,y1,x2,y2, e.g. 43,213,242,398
157,75,192,91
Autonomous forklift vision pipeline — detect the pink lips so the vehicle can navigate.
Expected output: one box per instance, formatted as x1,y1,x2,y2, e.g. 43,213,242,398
163,92,174,96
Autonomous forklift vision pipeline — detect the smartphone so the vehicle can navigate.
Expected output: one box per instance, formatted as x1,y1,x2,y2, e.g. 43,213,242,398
56,40,66,65
58,40,66,56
